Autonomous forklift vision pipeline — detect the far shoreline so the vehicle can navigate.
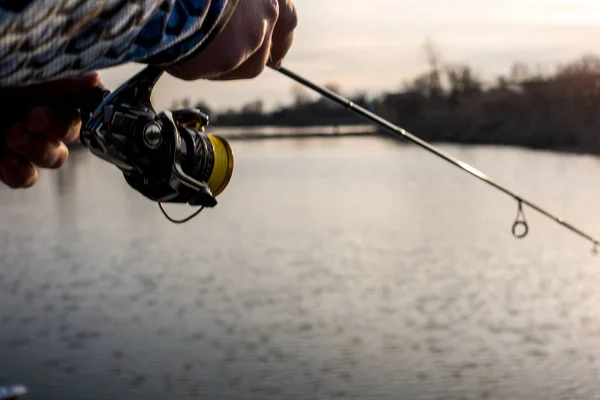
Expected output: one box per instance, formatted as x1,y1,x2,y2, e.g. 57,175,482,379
69,124,600,157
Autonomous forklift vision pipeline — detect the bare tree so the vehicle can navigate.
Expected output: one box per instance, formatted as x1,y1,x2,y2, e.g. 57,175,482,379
509,62,531,84
496,75,510,90
421,38,443,75
242,99,264,114
420,37,444,98
558,54,600,76
404,72,434,97
446,64,482,96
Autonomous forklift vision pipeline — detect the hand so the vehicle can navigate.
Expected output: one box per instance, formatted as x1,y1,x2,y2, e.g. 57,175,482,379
0,72,102,189
167,0,297,81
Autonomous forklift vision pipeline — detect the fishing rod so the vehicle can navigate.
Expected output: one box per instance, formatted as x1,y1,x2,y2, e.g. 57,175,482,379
271,65,600,254
77,63,599,254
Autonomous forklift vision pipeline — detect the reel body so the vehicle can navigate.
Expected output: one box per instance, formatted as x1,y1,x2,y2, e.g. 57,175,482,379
80,66,234,219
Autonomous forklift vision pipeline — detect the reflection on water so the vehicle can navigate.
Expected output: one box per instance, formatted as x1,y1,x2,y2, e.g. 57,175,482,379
212,125,377,136
1,137,600,400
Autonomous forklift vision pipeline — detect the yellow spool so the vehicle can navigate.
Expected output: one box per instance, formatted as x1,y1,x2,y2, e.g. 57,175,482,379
207,135,234,197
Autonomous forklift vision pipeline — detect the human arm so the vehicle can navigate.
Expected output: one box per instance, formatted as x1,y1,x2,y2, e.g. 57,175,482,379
0,0,297,87
0,0,237,87
0,0,238,187
0,0,298,188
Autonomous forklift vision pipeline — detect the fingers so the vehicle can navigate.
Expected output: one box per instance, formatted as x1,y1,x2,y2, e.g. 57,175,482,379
0,71,102,190
168,0,280,81
0,152,37,189
268,0,297,69
5,100,82,170
167,0,297,81
1,115,75,189
25,106,81,144
207,0,296,79
212,16,276,81
6,122,69,170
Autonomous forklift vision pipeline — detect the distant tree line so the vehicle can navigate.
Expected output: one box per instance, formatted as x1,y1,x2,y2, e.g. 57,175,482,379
172,40,600,154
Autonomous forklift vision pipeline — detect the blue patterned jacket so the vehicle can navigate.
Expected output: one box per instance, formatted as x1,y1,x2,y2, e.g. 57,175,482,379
0,0,237,86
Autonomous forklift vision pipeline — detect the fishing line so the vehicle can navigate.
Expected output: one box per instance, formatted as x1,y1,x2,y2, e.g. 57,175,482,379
271,66,600,254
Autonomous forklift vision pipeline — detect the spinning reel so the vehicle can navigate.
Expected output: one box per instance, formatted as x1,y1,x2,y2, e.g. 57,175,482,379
80,66,234,223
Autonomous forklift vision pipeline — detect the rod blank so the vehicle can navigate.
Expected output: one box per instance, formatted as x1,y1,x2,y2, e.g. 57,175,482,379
272,65,600,252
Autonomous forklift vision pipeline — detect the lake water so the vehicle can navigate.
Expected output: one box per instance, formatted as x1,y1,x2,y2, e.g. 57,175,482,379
1,136,600,400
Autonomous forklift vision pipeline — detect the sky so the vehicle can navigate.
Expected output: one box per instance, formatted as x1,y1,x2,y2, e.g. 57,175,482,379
98,0,600,112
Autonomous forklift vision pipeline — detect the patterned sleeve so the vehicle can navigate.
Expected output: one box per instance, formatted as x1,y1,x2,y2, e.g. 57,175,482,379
0,0,238,87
